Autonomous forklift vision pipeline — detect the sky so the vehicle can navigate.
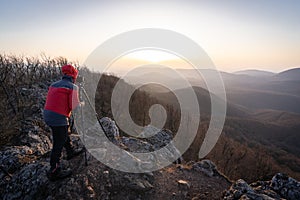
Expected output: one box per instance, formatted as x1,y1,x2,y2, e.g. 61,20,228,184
0,0,300,73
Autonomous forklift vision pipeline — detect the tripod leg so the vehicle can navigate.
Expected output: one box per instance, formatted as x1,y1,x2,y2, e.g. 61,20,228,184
84,147,88,166
79,84,88,166
80,87,110,139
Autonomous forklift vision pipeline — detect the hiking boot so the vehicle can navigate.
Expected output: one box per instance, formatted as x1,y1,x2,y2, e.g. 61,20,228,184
47,167,72,181
66,148,84,160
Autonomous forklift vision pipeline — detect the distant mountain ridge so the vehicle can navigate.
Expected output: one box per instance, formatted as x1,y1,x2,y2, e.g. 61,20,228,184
126,67,300,113
275,68,300,80
234,69,275,77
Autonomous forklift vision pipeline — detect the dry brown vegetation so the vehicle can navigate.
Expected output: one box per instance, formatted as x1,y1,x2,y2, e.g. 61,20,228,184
95,75,181,135
0,54,70,145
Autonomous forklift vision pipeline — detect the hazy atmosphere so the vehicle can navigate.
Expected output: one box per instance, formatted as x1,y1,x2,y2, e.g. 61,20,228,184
1,0,300,72
1,1,300,199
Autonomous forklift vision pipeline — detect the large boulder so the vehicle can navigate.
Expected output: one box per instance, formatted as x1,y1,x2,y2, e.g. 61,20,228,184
85,121,182,169
192,160,220,177
99,117,120,143
140,125,173,149
140,125,183,164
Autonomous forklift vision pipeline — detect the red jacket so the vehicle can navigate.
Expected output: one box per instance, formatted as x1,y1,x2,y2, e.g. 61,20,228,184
44,76,80,126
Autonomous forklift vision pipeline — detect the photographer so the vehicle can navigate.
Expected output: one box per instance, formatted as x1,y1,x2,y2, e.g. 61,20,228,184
43,64,83,181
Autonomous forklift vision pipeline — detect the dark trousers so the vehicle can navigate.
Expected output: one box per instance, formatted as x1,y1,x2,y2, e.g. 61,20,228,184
50,126,73,170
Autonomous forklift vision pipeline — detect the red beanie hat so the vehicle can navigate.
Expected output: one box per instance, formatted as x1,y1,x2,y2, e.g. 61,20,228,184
61,65,78,80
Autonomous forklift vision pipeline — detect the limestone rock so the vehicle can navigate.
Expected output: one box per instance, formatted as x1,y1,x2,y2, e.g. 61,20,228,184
2,162,49,200
100,117,120,142
140,125,183,164
223,173,300,200
0,146,36,174
121,137,154,153
140,125,173,149
192,159,219,177
270,173,300,200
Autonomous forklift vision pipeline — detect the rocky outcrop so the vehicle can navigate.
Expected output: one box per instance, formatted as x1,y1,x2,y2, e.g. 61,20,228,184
139,125,173,149
18,119,52,156
1,155,155,200
0,120,157,200
192,159,220,177
141,125,183,164
99,117,120,143
85,122,182,169
0,114,231,200
223,173,300,200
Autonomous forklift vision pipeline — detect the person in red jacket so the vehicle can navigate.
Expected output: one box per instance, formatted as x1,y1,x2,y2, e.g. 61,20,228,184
44,64,83,181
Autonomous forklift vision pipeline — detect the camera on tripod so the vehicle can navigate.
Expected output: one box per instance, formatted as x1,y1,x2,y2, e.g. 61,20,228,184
76,75,84,84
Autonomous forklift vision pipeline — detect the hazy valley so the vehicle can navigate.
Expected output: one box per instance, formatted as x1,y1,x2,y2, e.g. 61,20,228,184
122,66,300,182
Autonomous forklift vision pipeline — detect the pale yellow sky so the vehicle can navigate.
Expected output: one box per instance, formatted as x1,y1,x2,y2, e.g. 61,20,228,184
104,50,194,76
1,1,300,72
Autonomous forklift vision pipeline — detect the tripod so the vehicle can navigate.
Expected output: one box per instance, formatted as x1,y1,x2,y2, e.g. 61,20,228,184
77,77,143,168
78,78,109,166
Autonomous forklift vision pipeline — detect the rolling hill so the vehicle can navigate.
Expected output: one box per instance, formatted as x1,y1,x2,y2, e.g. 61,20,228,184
275,68,300,81
127,67,300,113
142,82,300,181
234,69,275,77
